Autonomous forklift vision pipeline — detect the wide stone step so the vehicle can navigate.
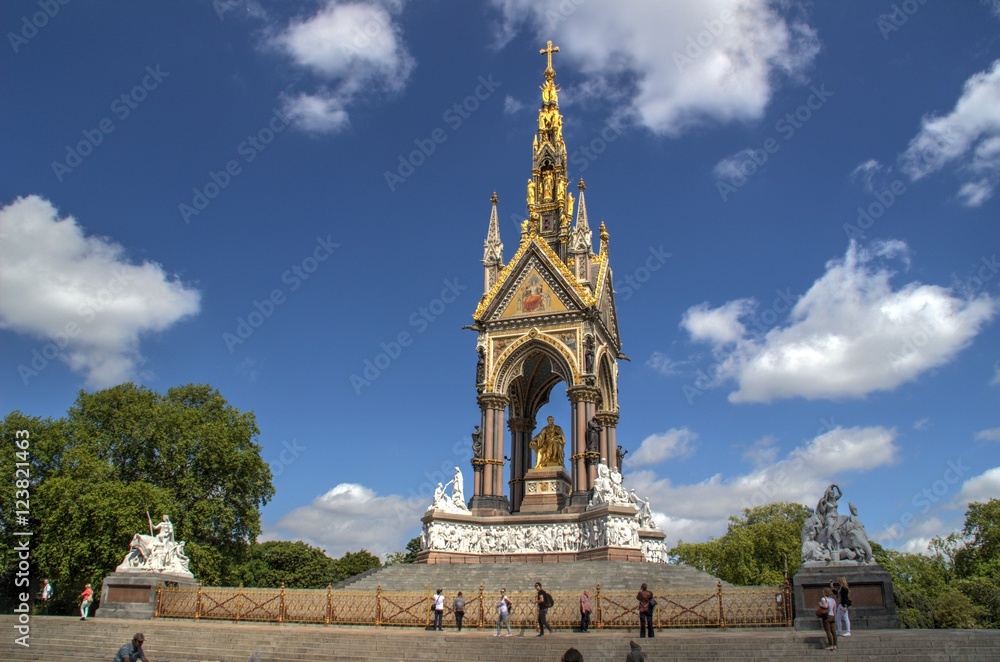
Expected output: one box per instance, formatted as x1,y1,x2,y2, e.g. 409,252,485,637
4,616,998,662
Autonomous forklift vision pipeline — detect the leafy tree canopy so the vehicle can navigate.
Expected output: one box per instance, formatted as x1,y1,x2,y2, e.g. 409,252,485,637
1,383,275,612
670,502,811,585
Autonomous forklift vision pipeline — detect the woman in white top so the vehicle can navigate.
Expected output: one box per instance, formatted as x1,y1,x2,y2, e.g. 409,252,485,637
494,588,513,636
819,587,838,650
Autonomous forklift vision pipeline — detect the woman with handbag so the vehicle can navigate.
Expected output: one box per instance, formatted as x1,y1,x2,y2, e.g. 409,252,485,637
817,587,837,650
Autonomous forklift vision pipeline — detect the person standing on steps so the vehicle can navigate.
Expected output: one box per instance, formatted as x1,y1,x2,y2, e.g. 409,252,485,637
494,588,513,636
579,589,592,632
432,588,445,631
819,587,838,651
79,583,94,620
636,582,654,638
535,582,554,636
453,591,466,632
835,577,852,637
40,579,52,614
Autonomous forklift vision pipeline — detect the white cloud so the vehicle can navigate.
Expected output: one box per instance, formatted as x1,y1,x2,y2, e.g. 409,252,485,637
627,428,697,469
899,59,1000,206
0,196,200,387
975,427,1000,442
956,466,1000,504
272,1,414,133
681,241,996,403
850,159,888,194
626,425,898,547
742,435,778,467
646,351,681,375
681,298,753,346
270,482,425,558
503,95,526,115
912,417,930,431
491,0,819,135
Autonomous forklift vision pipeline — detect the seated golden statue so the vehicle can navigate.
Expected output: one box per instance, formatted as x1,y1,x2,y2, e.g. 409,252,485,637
530,416,566,468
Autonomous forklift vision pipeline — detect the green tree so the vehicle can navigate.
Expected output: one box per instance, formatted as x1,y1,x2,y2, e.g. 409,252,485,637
385,536,421,565
670,502,811,585
233,541,337,588
0,383,274,612
331,550,381,584
954,499,1000,580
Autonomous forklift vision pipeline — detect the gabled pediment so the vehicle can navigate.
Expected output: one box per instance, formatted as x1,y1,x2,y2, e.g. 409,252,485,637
474,233,595,322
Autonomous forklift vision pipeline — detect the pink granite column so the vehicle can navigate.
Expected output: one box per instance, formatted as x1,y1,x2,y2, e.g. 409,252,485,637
567,386,600,494
597,411,620,472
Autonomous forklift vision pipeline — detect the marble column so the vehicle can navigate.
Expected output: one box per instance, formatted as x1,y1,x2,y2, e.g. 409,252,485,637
567,386,600,496
508,417,534,512
596,411,620,471
472,392,510,512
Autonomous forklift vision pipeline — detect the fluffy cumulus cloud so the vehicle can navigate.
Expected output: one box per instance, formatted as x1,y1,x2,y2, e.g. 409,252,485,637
899,59,1000,206
626,425,898,547
626,428,697,469
269,483,425,558
273,1,414,133
956,466,1000,505
491,0,819,135
680,240,996,403
0,196,200,387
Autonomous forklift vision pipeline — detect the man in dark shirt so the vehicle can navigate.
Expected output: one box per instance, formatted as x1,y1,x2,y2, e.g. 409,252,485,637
535,582,553,636
114,633,148,662
636,582,654,638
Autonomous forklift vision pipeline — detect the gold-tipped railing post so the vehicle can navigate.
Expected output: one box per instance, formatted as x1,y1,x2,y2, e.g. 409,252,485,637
154,585,162,617
717,580,725,628
478,583,485,629
195,582,203,620
235,583,244,623
279,583,286,623
325,584,332,625
375,584,382,626
594,583,602,630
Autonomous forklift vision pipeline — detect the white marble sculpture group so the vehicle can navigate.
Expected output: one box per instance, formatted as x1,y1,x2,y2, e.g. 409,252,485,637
429,466,471,514
423,461,668,562
116,514,194,577
801,484,875,565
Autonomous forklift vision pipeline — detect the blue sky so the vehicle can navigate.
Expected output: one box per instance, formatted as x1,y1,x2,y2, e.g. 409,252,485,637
2,0,999,561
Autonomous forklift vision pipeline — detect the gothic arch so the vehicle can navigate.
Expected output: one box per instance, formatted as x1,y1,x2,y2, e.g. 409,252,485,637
596,351,618,413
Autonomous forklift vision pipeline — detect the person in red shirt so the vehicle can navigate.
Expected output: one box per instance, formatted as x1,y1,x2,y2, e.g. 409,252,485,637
79,584,94,620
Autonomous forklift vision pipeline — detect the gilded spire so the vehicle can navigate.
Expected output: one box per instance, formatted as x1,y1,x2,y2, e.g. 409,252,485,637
483,192,503,266
570,178,592,254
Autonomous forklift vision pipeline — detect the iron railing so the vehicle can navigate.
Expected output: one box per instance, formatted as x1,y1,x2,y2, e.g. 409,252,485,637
156,580,793,629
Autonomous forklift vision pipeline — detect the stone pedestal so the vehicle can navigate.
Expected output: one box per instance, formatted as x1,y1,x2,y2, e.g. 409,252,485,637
518,467,572,513
96,571,197,620
792,563,898,630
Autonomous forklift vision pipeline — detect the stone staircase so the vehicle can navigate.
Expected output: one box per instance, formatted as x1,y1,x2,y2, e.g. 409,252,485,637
334,560,731,594
3,615,998,661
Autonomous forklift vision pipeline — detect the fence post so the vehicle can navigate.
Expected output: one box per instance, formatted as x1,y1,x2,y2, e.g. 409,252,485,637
717,581,725,628
594,583,602,630
326,584,332,626
375,584,382,626
195,582,203,620
154,585,162,618
236,583,243,624
784,578,793,627
279,583,286,623
478,583,485,630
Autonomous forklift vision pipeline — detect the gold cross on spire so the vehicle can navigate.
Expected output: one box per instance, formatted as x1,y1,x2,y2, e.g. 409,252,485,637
539,40,560,72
